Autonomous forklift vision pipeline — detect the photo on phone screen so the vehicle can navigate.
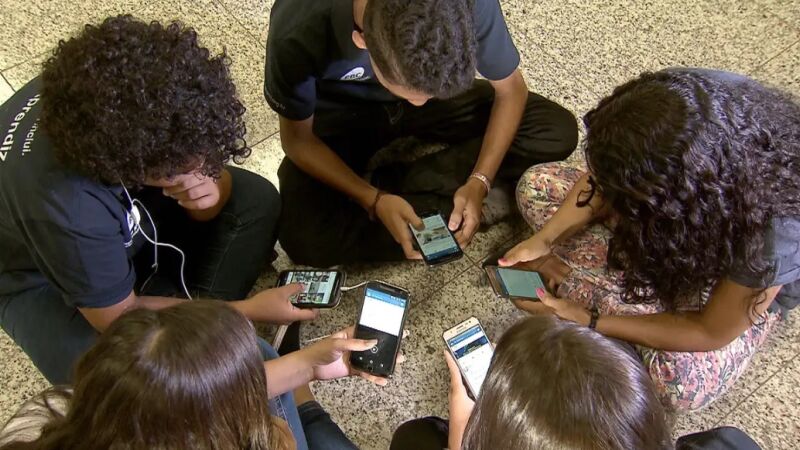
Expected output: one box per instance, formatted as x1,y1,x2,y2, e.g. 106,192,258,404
410,212,462,265
350,283,410,376
444,318,494,397
495,267,546,299
279,270,343,308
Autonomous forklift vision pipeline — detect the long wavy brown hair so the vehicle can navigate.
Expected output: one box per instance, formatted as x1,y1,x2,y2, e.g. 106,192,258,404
583,70,800,309
0,301,288,450
463,316,671,450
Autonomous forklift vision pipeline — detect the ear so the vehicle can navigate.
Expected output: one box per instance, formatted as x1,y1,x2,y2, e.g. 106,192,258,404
352,30,367,50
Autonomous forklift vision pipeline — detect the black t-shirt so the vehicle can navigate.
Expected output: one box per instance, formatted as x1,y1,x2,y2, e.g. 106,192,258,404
0,78,139,309
264,0,521,120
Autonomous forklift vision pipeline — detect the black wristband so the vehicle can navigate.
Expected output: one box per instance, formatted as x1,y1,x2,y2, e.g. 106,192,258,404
588,306,600,330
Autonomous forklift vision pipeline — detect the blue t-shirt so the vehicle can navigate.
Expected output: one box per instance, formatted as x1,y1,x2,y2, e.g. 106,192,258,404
0,78,139,309
264,0,521,120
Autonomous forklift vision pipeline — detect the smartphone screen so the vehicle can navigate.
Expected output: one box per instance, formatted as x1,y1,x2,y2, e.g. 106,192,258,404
496,267,546,299
351,283,409,376
410,213,462,264
446,322,494,396
281,271,341,307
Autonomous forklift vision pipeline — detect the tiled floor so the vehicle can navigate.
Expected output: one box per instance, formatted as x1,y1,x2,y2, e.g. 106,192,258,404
1,1,799,449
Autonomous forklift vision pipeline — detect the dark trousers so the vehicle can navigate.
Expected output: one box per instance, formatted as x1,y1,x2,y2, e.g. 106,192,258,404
0,167,281,384
278,80,578,267
257,341,358,450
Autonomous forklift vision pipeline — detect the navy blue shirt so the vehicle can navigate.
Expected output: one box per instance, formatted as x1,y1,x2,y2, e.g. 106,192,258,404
265,0,521,120
0,78,139,309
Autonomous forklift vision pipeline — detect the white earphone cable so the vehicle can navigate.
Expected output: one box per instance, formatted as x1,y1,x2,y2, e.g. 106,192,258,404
121,184,193,300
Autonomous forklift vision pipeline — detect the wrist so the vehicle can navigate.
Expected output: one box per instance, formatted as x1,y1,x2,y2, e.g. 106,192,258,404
228,298,252,318
358,186,380,211
466,177,489,198
295,347,318,382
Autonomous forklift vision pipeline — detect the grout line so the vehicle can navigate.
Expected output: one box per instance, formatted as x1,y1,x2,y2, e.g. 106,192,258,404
0,73,14,93
711,352,799,427
750,38,800,75
209,0,267,49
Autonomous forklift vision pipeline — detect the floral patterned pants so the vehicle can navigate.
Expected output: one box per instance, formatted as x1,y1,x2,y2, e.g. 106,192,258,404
516,162,783,412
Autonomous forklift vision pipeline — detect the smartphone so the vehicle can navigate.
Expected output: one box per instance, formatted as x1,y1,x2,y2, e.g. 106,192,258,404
443,317,494,398
349,281,410,377
277,270,345,309
484,265,546,301
409,211,463,266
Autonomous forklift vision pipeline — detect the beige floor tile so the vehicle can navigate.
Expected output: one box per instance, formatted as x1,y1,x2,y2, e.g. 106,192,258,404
463,218,528,264
216,0,273,45
756,0,800,30
752,40,800,97
717,355,800,450
0,0,145,70
0,76,14,104
0,332,50,425
2,53,46,90
502,0,798,100
240,133,283,189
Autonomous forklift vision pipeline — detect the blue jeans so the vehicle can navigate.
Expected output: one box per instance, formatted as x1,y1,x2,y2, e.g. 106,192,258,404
0,167,280,384
257,340,358,450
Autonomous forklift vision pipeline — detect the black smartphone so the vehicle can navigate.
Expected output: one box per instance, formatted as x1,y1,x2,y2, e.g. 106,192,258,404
408,211,463,266
349,281,410,377
277,270,345,309
484,265,546,301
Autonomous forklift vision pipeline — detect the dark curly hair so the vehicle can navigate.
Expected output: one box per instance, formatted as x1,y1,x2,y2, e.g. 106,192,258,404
583,70,800,309
363,0,477,98
40,15,250,187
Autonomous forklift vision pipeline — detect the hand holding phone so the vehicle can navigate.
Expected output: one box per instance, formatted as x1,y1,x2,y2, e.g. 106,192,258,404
244,285,320,325
278,270,345,309
443,317,494,398
484,266,547,301
349,281,410,377
409,211,464,266
303,326,398,386
374,194,424,260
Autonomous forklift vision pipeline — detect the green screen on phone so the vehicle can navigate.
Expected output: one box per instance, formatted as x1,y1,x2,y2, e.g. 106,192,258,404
496,268,545,298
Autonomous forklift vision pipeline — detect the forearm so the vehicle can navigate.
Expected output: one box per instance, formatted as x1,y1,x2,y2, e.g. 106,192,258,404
597,312,730,352
281,123,377,209
448,418,469,450
263,348,315,398
184,169,232,222
536,173,607,245
473,73,528,180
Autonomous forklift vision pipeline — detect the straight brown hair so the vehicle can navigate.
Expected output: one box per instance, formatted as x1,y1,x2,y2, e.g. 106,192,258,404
1,301,287,450
462,315,672,450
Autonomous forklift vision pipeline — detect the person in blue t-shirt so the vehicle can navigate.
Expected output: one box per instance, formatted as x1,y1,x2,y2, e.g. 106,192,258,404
265,0,579,267
0,15,319,384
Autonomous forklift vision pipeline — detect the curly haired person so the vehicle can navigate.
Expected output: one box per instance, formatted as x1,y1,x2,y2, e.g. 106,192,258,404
501,68,800,411
265,0,578,267
0,16,322,385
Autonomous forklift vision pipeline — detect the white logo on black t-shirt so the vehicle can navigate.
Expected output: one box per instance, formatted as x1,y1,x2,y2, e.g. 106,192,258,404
124,205,141,248
341,67,368,81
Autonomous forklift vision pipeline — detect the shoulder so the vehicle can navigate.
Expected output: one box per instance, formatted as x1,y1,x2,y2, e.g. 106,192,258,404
268,0,334,45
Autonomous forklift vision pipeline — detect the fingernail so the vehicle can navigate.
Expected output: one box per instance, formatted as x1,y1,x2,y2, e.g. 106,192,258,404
536,288,545,297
